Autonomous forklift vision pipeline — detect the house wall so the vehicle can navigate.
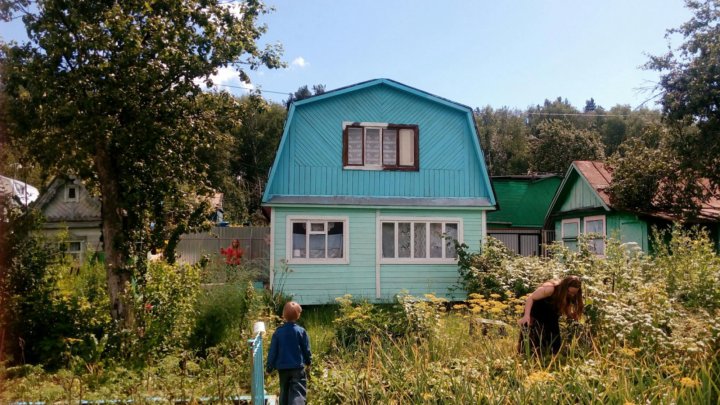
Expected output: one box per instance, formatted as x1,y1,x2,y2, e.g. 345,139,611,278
266,84,491,201
553,212,649,252
558,174,605,212
272,206,485,305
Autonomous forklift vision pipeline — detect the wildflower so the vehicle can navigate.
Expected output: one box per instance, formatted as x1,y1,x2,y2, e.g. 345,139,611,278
422,392,433,400
527,371,554,384
618,347,637,357
678,377,701,388
144,302,153,312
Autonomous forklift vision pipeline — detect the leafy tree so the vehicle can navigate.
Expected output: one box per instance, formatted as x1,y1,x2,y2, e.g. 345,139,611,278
584,98,597,113
474,106,531,175
608,124,707,219
646,0,720,192
284,84,326,109
530,119,605,173
527,97,589,134
228,97,286,223
0,0,282,326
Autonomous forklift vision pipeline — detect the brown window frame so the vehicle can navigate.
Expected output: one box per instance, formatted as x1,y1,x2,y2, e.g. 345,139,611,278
343,123,419,171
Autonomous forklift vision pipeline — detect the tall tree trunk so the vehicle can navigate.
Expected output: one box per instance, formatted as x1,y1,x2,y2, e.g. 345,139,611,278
95,143,133,328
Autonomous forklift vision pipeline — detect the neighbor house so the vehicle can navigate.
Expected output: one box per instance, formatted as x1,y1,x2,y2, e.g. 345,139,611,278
544,161,720,255
262,79,496,304
487,174,562,256
34,176,103,263
35,176,228,264
0,174,39,208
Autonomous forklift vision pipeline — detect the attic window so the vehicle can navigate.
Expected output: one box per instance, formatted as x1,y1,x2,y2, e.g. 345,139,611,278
65,185,78,202
343,122,418,170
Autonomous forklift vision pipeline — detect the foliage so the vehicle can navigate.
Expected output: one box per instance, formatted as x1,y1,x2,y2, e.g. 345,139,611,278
646,0,720,192
530,119,605,173
608,124,708,218
284,84,326,109
0,206,112,369
0,0,283,325
474,106,531,175
189,282,259,354
122,262,201,362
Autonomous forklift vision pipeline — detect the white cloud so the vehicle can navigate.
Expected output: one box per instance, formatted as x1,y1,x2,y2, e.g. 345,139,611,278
193,66,255,92
291,57,309,68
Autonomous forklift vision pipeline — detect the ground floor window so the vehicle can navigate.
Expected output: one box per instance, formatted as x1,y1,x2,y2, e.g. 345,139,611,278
584,215,606,255
287,217,348,264
379,218,461,263
561,216,606,255
561,218,580,251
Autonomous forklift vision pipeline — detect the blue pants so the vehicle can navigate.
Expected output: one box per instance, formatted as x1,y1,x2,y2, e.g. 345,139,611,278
278,368,307,405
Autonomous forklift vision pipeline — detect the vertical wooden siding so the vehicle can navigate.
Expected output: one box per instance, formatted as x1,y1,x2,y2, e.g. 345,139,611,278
267,85,489,200
558,174,605,212
273,206,484,304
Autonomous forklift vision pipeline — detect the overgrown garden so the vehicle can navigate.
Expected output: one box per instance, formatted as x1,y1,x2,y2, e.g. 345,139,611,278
1,224,718,403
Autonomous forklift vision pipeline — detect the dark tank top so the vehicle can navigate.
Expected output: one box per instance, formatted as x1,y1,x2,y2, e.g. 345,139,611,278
530,297,560,333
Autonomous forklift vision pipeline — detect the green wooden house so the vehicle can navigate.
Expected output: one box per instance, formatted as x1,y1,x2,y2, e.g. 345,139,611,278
262,79,496,304
545,161,720,254
487,175,562,256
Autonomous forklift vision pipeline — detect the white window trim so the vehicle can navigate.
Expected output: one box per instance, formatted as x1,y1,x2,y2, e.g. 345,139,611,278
561,218,580,247
584,215,607,256
285,215,349,265
65,185,79,202
377,216,463,264
342,121,417,171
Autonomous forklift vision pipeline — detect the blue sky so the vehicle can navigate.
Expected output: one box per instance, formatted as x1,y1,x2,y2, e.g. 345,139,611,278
1,0,692,110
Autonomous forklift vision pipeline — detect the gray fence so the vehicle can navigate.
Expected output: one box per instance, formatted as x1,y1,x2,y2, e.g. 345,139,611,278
176,226,270,266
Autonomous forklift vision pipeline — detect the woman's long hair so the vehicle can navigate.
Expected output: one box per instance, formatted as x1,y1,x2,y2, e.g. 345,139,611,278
552,275,583,320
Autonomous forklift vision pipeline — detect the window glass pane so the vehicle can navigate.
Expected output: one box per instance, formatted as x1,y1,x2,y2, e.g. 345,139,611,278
327,222,344,258
585,219,603,235
382,129,397,166
413,223,426,258
445,223,458,258
382,223,395,258
309,234,326,258
347,127,363,165
588,238,605,256
565,240,578,251
292,222,307,258
365,128,381,165
399,129,415,166
311,222,325,232
398,223,411,258
67,186,77,199
430,223,443,258
562,221,579,238
69,241,82,252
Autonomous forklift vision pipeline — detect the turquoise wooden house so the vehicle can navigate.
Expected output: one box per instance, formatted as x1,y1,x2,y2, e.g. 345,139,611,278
545,161,720,254
262,79,496,304
487,175,562,256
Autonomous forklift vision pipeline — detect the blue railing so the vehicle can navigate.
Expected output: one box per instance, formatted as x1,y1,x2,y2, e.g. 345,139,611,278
248,321,266,405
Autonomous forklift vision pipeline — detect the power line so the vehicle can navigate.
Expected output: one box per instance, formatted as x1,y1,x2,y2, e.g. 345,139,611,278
526,111,660,117
213,83,289,96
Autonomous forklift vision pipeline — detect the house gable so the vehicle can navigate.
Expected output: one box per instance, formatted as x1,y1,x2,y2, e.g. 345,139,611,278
36,177,101,222
262,79,495,208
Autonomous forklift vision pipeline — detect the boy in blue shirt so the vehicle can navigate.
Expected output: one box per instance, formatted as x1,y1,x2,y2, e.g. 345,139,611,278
266,301,312,405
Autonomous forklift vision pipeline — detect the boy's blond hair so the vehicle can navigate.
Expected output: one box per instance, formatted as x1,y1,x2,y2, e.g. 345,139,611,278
283,301,302,322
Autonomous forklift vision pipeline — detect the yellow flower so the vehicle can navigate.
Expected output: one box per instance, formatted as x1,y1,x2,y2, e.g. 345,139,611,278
623,402,636,405
527,371,554,384
422,392,433,400
679,377,701,388
618,347,638,357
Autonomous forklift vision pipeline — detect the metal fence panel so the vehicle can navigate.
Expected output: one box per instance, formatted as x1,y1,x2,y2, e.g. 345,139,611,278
177,226,270,265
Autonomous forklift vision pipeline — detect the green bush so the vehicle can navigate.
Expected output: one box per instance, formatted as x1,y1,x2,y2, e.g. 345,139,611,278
189,282,256,354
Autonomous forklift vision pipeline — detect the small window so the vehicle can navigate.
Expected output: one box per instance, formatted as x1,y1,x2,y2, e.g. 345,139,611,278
288,217,348,263
584,216,606,256
59,240,84,263
65,185,78,202
380,218,461,263
561,218,580,251
343,123,419,170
